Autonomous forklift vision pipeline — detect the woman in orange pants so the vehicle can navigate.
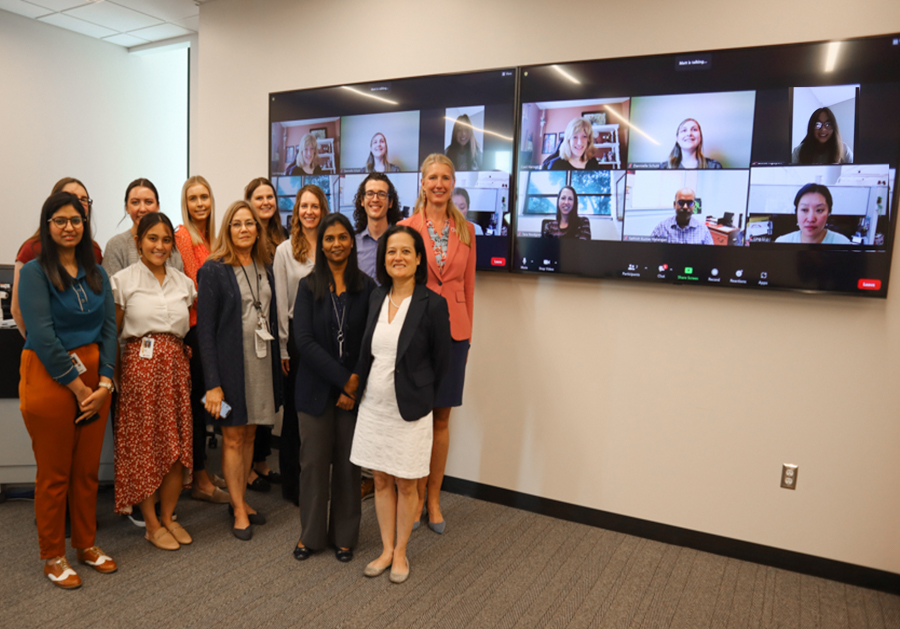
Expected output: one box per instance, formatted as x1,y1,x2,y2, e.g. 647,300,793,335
18,191,118,589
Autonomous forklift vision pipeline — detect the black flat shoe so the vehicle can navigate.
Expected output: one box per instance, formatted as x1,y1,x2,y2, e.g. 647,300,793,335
293,544,314,561
228,505,266,525
232,525,253,541
335,547,353,563
258,471,283,484
247,476,271,492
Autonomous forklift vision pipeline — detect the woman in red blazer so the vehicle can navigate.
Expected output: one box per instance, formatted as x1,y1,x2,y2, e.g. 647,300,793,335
399,153,475,534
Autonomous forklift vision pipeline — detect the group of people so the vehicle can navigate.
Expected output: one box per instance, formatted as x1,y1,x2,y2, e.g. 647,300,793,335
13,153,475,589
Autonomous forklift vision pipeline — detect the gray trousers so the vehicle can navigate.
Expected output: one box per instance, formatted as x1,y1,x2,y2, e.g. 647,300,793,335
297,403,361,550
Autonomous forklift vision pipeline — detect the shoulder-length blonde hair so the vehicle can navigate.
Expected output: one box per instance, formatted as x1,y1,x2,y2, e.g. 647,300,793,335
291,184,329,264
411,153,471,247
180,175,216,246
297,134,320,170
559,117,596,163
207,200,272,266
244,176,285,248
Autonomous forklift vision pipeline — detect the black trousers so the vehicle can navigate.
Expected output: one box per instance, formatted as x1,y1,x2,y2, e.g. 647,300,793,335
297,399,361,550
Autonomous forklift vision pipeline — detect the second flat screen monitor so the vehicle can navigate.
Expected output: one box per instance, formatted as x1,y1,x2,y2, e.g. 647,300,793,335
269,69,518,271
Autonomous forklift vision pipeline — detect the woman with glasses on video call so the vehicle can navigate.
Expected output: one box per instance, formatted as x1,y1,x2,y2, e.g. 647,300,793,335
19,191,117,589
791,107,854,164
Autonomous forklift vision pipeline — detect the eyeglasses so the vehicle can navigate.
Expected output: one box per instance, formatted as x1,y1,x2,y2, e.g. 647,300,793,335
78,197,93,208
230,220,257,230
676,199,695,208
814,121,834,131
48,216,84,228
364,191,388,200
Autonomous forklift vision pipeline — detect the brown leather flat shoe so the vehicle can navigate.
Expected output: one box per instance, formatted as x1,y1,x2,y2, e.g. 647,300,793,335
145,527,180,551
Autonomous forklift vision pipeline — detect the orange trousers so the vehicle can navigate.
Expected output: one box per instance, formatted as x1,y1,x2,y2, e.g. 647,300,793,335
20,344,111,559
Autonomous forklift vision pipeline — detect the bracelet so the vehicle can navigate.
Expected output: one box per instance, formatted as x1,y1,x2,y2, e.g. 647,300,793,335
98,381,114,394
342,390,356,400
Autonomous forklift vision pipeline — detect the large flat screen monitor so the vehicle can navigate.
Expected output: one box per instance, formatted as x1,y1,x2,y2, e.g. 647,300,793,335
514,35,900,296
269,68,517,271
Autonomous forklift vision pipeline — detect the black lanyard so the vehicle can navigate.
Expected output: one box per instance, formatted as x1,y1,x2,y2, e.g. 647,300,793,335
240,261,263,318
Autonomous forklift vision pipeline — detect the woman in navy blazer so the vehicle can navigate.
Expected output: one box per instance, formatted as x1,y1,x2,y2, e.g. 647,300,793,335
350,225,451,583
197,201,282,539
292,213,376,563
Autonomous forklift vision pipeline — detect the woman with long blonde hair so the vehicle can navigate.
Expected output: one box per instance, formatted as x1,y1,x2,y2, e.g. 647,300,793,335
174,176,230,504
399,154,475,533
273,184,328,504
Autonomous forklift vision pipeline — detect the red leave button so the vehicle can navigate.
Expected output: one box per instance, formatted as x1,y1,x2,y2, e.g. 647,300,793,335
490,257,506,266
858,279,882,290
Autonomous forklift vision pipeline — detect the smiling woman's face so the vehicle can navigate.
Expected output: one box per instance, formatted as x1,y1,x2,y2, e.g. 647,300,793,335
814,111,834,144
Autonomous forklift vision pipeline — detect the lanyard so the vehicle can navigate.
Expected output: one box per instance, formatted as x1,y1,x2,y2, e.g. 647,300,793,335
240,261,263,320
330,291,346,360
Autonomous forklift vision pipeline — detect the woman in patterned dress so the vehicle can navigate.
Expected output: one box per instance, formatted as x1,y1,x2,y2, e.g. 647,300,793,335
111,212,196,550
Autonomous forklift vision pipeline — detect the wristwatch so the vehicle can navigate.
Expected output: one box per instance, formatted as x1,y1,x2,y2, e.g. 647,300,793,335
98,381,115,394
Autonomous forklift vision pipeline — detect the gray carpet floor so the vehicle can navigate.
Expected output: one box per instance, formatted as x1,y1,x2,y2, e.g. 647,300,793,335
2,479,899,628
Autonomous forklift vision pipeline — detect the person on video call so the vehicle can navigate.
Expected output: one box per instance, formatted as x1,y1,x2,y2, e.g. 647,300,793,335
791,107,854,165
774,183,851,244
541,186,591,240
661,118,722,169
542,117,601,171
650,188,713,244
445,115,483,172
289,134,324,176
366,132,401,173
451,188,484,236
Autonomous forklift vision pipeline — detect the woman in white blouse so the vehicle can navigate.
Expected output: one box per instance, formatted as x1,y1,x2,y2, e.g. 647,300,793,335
110,213,197,551
273,184,328,504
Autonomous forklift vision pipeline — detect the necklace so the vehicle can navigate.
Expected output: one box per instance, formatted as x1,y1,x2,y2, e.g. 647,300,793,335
388,288,400,308
330,291,346,359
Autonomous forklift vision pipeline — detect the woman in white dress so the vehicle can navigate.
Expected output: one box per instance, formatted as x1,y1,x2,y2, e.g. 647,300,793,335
351,225,451,583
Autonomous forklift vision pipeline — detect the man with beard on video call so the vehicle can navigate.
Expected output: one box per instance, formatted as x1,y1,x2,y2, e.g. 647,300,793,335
650,188,713,245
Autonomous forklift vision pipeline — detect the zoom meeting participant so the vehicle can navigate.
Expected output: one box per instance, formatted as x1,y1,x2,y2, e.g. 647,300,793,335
650,188,713,245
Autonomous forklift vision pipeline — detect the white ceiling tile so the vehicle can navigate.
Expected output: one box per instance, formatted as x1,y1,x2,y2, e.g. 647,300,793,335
102,31,149,47
0,0,52,18
127,21,191,40
112,0,197,22
25,0,86,11
65,1,162,32
37,11,117,37
169,14,197,32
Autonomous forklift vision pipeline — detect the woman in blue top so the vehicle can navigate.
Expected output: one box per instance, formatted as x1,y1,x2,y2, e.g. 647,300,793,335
18,191,118,589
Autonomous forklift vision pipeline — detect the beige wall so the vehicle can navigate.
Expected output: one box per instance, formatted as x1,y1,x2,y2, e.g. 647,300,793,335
195,0,900,572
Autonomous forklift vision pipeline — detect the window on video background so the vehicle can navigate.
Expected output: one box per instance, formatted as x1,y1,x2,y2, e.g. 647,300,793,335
627,91,756,170
273,174,340,223
340,111,421,174
790,85,858,165
746,165,892,246
622,169,751,245
272,118,340,176
519,98,631,171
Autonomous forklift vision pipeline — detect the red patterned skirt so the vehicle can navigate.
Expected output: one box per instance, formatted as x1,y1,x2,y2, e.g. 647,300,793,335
114,333,193,514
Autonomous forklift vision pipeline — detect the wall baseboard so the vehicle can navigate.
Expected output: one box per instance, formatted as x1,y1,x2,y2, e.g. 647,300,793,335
441,476,900,595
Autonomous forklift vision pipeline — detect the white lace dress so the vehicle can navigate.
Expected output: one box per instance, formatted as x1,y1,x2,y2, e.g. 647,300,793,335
350,296,433,479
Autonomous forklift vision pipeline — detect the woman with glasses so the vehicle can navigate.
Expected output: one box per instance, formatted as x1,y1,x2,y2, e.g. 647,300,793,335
12,178,103,337
174,176,230,505
18,191,117,589
103,178,184,277
245,177,289,493
111,213,196,550
291,213,376,563
273,185,328,505
791,107,854,164
197,201,282,540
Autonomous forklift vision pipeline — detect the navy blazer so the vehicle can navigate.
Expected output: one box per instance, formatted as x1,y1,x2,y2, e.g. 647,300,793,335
293,274,377,417
357,284,451,422
197,259,283,425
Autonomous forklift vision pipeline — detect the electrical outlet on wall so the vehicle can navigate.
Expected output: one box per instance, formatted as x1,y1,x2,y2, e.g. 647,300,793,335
781,464,798,490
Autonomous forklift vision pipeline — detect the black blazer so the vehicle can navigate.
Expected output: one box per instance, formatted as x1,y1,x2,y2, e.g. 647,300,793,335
293,273,377,416
357,284,451,422
197,259,283,425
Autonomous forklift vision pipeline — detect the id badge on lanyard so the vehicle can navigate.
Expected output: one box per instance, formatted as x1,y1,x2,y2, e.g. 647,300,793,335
255,315,274,358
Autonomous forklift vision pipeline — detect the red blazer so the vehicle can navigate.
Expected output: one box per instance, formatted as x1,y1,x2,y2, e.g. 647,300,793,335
400,212,475,342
